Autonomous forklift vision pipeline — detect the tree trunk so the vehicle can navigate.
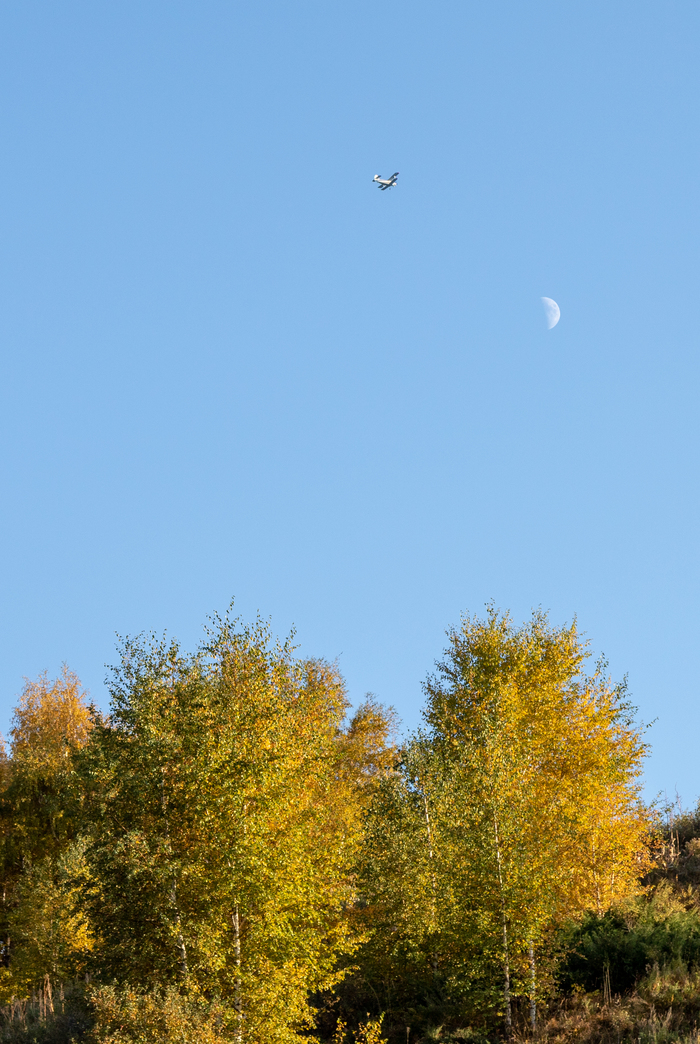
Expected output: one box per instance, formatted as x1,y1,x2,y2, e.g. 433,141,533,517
418,777,438,976
162,773,188,979
421,788,437,908
233,904,243,1044
528,941,536,1033
170,878,189,979
44,975,54,1017
493,816,512,1034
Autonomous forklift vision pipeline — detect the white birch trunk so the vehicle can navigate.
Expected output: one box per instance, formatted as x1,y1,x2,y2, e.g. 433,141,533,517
493,816,512,1033
233,905,243,1044
418,776,438,976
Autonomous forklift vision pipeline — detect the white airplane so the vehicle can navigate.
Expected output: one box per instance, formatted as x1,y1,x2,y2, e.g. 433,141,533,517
373,172,399,190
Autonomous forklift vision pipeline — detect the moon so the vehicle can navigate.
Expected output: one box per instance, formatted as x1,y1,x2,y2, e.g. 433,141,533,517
541,297,560,330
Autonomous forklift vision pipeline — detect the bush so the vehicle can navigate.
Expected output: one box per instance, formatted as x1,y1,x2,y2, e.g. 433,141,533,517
89,985,230,1044
558,888,700,995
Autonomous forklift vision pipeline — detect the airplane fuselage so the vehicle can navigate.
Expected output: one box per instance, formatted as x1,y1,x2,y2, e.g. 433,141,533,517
373,173,399,190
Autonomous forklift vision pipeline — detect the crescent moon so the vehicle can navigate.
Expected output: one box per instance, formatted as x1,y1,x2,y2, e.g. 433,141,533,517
541,297,560,329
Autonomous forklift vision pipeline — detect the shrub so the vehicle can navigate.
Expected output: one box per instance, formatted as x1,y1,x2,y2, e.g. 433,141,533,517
558,888,700,995
89,985,229,1044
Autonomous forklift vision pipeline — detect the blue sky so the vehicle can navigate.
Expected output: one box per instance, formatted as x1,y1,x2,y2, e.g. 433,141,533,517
0,1,698,802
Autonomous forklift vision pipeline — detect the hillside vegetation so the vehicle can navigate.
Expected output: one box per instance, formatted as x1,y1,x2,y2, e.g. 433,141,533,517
0,606,693,1044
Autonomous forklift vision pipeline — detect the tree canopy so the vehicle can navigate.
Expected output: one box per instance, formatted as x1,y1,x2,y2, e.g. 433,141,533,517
0,606,655,1044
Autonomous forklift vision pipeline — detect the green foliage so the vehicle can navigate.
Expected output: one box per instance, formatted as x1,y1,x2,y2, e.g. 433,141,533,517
77,610,376,1042
0,606,670,1043
0,668,94,1003
345,736,502,1033
3,667,93,867
558,887,700,995
3,841,92,996
350,607,650,1037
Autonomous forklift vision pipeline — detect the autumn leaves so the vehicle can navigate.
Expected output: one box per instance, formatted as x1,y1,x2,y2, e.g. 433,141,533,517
78,617,367,1041
356,610,649,1032
0,608,650,1042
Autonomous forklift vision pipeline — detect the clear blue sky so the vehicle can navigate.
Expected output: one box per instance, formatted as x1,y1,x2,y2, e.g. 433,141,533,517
1,1,698,803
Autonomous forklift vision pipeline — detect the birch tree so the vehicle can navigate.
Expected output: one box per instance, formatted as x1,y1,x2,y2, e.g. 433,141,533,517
79,611,380,1043
356,608,650,1034
0,667,94,1001
422,607,650,1030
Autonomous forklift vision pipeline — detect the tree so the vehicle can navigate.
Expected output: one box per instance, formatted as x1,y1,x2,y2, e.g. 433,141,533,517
0,667,94,1001
5,839,93,996
79,611,381,1044
422,607,650,1029
338,694,400,807
3,666,93,866
356,608,650,1035
351,736,456,1031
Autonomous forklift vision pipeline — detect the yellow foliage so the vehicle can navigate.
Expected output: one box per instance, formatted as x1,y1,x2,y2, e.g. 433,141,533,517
359,608,652,1026
423,607,651,935
332,1018,348,1044
90,985,229,1044
0,843,94,1000
10,665,92,772
355,1014,387,1044
0,610,655,1036
340,697,399,799
81,614,398,1043
0,666,95,1000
